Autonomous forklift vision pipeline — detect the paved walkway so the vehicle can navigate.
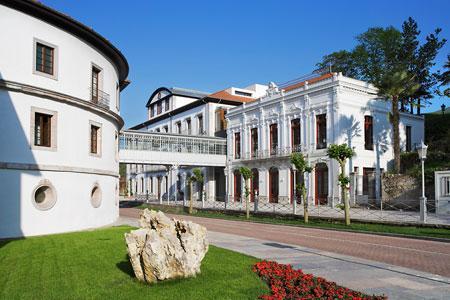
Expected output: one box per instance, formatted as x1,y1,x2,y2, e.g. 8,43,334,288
119,208,450,299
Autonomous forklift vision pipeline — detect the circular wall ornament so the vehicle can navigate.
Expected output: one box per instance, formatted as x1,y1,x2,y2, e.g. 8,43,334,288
91,183,102,208
32,180,57,211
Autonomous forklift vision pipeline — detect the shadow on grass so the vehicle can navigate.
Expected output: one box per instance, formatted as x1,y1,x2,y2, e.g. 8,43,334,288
116,257,135,278
0,237,24,249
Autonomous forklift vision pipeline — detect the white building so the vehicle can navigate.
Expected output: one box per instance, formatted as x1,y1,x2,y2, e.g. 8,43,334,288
0,0,129,238
226,73,424,206
127,84,266,203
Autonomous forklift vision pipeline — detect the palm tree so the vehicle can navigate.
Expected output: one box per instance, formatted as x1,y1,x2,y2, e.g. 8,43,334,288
327,144,355,225
290,153,313,223
188,168,203,214
239,167,253,219
376,70,419,173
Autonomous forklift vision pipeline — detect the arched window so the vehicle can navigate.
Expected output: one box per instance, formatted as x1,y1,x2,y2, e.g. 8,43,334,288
269,167,279,203
234,170,241,202
290,168,304,204
250,169,259,202
315,163,328,205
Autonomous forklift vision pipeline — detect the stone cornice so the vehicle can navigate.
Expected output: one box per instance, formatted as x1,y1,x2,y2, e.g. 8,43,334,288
0,162,118,177
0,79,124,129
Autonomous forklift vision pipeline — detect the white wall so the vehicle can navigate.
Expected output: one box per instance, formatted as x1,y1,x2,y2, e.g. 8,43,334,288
0,4,124,238
0,5,121,114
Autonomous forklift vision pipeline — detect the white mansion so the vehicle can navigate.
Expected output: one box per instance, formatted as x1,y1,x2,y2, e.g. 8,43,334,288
226,73,423,206
0,0,129,238
127,73,424,207
126,84,267,203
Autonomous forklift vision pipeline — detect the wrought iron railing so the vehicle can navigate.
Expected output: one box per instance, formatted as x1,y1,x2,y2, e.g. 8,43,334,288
235,145,303,161
120,130,227,155
90,87,110,109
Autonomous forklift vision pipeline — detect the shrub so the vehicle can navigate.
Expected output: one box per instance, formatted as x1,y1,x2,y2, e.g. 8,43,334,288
253,261,387,300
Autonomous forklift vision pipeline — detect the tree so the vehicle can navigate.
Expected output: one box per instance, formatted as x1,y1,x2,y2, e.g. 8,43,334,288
327,144,355,225
315,50,361,78
316,18,446,173
188,168,203,214
290,153,313,223
407,21,446,114
377,70,419,172
239,167,253,219
438,54,450,98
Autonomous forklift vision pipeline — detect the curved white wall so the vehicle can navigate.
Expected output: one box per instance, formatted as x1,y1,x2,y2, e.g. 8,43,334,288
0,4,124,238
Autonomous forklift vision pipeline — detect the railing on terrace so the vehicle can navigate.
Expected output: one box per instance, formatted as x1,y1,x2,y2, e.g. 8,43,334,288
90,87,110,109
235,145,302,161
120,130,227,155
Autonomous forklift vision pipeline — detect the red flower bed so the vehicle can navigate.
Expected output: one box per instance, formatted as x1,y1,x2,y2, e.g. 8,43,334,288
253,261,387,300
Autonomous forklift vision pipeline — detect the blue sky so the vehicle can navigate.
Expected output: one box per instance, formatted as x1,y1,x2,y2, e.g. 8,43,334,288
43,0,450,127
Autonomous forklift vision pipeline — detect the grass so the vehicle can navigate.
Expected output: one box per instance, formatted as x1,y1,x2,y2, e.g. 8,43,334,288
0,226,268,300
137,203,450,240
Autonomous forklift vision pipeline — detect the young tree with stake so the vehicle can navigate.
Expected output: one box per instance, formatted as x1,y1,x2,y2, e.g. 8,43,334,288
290,153,313,223
327,144,355,225
239,167,253,219
188,168,204,214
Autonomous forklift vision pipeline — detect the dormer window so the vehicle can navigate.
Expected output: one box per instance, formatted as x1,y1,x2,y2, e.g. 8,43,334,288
234,90,252,97
157,102,162,114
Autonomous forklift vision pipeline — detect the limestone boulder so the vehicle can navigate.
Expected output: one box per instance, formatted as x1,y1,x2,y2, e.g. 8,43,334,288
124,209,208,283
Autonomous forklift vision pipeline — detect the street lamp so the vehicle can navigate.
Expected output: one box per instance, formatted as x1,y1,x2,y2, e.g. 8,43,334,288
416,140,428,223
292,164,297,214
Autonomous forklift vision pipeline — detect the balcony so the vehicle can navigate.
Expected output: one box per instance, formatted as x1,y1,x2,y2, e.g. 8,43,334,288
90,87,110,109
235,144,303,161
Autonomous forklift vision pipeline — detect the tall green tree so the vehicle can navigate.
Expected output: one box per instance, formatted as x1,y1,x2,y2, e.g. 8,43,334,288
408,22,446,114
290,153,313,223
378,71,420,171
438,54,450,98
327,144,355,226
239,167,253,219
188,168,204,214
316,18,445,173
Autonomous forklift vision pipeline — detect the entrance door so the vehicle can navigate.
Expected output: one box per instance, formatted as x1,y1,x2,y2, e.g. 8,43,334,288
250,169,259,202
315,163,328,205
269,167,279,203
234,170,241,202
157,176,162,200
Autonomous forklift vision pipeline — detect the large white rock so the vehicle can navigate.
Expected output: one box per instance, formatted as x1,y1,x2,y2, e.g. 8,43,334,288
124,209,209,283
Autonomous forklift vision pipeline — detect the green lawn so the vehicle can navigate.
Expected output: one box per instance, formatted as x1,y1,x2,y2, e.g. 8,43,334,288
138,203,450,240
0,226,268,300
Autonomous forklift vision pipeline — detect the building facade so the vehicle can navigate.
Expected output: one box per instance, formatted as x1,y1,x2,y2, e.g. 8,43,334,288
127,84,267,203
0,0,129,238
226,73,424,206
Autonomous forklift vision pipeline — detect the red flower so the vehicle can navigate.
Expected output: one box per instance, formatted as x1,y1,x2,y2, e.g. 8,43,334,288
253,261,387,300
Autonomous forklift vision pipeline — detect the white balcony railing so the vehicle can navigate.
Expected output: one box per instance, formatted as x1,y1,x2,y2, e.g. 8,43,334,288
234,144,302,161
120,130,227,155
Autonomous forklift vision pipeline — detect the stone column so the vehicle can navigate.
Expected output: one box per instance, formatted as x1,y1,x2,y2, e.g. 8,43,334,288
172,165,179,202
181,172,187,206
258,167,268,204
278,166,290,205
259,108,265,153
356,167,363,196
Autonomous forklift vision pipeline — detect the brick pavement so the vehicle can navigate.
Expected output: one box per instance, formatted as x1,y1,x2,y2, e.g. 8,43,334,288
120,207,450,278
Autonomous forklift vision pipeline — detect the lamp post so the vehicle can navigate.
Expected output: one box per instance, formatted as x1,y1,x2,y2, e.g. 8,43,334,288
417,141,428,223
292,165,297,214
